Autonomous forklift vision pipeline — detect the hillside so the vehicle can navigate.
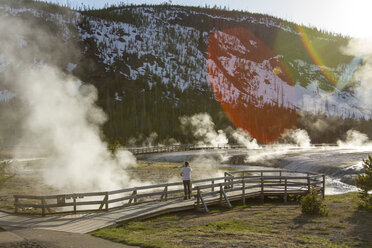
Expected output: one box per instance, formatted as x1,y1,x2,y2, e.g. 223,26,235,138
0,0,371,145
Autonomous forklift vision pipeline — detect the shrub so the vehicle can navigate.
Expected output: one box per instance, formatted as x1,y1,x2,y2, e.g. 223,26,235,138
108,140,121,154
354,155,372,210
301,187,328,216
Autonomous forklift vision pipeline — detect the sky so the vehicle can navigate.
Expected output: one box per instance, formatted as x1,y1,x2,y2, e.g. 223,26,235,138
42,0,372,38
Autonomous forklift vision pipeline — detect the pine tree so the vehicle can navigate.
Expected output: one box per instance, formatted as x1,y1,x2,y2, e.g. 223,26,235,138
355,155,372,209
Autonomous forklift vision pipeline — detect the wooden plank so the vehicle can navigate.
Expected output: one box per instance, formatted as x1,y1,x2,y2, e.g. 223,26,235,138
128,190,137,205
221,188,232,208
14,196,19,213
322,175,325,199
4,186,321,234
13,169,325,216
198,190,209,213
242,173,246,205
73,197,77,214
99,193,108,210
160,186,168,201
196,188,200,209
219,184,222,205
41,197,46,216
284,177,287,203
261,177,264,202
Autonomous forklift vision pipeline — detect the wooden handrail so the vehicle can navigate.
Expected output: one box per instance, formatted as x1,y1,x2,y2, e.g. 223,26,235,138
14,170,325,216
126,144,246,155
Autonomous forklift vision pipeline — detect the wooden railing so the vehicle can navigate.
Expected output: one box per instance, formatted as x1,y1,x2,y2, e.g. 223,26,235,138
126,144,245,155
125,143,338,155
195,170,325,212
14,170,325,216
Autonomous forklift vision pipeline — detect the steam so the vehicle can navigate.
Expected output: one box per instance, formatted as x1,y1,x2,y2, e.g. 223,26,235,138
337,130,372,148
279,129,312,147
126,133,180,147
0,14,137,192
225,127,260,149
179,113,228,146
179,113,317,164
140,132,159,147
243,129,312,163
189,155,226,178
343,38,372,109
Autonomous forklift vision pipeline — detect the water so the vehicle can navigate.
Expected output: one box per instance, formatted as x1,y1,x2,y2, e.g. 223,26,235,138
221,163,358,195
143,146,371,195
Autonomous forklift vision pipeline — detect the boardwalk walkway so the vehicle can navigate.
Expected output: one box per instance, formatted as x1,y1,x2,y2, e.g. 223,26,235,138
0,170,325,234
0,198,194,234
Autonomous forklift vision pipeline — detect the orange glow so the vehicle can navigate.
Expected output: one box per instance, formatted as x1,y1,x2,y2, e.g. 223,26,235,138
207,27,297,144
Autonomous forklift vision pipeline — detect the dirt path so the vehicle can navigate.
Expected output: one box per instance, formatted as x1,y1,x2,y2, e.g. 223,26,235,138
0,228,137,248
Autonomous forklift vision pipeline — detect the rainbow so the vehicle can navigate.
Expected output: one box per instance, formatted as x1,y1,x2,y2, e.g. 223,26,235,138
295,25,338,87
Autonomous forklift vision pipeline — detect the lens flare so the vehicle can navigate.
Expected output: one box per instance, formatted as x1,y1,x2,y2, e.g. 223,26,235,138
207,27,297,144
296,25,342,88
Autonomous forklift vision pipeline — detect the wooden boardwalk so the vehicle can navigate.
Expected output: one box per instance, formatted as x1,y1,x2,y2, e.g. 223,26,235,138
1,170,325,234
0,198,194,234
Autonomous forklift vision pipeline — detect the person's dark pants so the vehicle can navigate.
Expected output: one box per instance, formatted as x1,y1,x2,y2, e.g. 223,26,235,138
183,180,192,199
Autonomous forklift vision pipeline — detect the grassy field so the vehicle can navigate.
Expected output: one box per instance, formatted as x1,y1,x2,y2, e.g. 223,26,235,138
92,193,372,248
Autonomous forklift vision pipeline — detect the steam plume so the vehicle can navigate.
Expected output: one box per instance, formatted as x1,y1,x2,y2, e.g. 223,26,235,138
337,130,372,148
179,113,228,146
0,14,137,192
343,38,372,110
279,129,312,147
225,127,260,149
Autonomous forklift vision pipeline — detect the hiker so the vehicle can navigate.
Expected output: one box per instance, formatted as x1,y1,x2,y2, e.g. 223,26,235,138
180,161,192,200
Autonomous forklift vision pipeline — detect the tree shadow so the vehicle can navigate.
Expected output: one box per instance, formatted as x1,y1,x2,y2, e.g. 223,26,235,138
346,209,372,244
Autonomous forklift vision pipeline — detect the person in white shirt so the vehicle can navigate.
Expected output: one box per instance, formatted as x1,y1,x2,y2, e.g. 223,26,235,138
180,161,192,200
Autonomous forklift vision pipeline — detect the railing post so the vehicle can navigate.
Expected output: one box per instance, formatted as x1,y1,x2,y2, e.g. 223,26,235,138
242,173,246,205
41,197,46,217
260,176,264,203
307,176,311,193
279,171,282,184
322,175,325,199
105,192,109,211
14,196,19,214
73,195,77,214
284,177,287,203
165,185,168,200
212,180,215,192
229,174,233,189
128,190,137,205
219,184,222,204
196,187,200,208
134,190,137,203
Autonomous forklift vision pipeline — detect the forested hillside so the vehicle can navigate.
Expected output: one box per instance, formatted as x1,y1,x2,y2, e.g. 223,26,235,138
0,0,371,146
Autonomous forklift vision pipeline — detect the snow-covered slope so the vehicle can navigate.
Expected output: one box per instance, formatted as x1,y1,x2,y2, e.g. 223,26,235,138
0,3,370,123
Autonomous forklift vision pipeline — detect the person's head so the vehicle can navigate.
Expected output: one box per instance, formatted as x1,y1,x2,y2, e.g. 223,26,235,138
184,161,189,167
